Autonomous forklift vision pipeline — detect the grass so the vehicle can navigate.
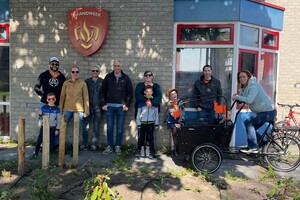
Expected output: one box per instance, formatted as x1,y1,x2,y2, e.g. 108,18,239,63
224,170,249,181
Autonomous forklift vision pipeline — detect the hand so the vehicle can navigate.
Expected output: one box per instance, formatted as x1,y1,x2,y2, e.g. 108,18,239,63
197,107,202,111
83,113,87,118
55,130,59,135
102,105,108,111
232,94,238,100
146,100,152,107
122,105,128,111
175,123,181,128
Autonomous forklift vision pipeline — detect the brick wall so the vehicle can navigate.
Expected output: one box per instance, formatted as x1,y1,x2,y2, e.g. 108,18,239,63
10,0,174,147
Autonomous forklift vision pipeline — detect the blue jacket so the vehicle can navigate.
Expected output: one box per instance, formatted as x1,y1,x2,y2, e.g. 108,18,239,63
41,105,60,129
136,96,159,126
236,77,275,113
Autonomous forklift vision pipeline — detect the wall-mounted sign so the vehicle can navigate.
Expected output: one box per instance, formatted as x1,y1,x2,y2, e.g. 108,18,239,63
67,7,109,56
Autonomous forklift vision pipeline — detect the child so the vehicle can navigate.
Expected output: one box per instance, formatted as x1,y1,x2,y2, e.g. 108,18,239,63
166,88,183,155
136,85,159,159
30,93,60,159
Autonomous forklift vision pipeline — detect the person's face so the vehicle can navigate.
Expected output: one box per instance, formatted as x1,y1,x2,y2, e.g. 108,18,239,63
238,72,249,85
47,95,56,104
144,88,153,96
169,108,176,116
49,62,59,72
170,91,178,100
113,61,122,74
91,67,100,78
144,72,153,82
71,67,80,78
203,66,212,79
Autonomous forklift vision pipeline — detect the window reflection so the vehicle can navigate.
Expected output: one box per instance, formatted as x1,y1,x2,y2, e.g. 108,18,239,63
0,27,6,40
239,25,259,47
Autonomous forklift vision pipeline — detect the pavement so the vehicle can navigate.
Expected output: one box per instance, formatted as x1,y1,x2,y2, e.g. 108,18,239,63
0,145,299,180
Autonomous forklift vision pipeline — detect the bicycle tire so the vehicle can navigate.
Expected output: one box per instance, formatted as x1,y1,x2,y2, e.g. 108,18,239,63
264,134,300,172
191,143,222,174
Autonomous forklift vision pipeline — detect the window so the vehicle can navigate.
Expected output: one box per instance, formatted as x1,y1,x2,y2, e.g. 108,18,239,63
0,24,9,43
239,25,259,47
177,24,234,44
262,29,279,50
0,46,9,136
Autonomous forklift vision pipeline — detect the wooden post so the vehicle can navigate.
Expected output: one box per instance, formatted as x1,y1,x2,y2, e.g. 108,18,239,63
18,117,25,175
42,116,50,169
58,115,66,167
73,113,79,167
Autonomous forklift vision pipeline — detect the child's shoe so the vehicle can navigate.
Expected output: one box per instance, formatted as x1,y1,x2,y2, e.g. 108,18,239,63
140,146,145,157
145,146,150,157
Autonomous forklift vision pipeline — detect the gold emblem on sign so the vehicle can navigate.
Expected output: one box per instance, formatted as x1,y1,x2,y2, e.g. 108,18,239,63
74,21,100,49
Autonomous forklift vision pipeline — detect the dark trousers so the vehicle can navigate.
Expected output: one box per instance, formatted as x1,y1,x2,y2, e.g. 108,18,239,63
137,123,155,152
34,126,56,155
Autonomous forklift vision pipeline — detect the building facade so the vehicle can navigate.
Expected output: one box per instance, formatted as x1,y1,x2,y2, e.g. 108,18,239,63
1,0,300,148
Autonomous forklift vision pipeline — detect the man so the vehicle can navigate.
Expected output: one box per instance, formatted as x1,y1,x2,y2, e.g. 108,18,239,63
193,64,222,119
34,56,66,106
102,59,133,155
82,65,104,151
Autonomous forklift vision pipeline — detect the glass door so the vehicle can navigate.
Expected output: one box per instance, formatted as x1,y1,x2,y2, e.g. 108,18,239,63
0,46,9,137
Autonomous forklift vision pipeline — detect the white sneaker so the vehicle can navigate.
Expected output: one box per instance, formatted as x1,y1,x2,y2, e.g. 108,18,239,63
103,146,113,155
145,146,150,157
140,146,145,157
115,146,122,156
240,148,259,154
91,145,97,151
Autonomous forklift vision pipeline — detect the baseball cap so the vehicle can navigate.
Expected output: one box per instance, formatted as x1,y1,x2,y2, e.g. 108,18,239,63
50,57,59,63
168,88,178,96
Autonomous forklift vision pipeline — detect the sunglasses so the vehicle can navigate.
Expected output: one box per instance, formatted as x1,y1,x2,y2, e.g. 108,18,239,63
144,74,153,77
51,63,59,67
114,65,121,67
47,97,56,101
71,71,79,74
92,70,99,72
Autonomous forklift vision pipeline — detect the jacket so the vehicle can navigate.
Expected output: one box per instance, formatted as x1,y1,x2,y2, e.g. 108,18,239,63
40,104,60,129
102,70,133,107
135,82,162,107
236,77,274,113
193,75,222,110
136,97,159,126
59,78,90,116
34,70,66,105
85,77,104,110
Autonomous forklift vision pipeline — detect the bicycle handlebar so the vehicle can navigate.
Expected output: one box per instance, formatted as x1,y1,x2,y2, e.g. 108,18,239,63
277,102,300,109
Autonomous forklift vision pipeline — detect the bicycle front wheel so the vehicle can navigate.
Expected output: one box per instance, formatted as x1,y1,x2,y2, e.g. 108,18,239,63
264,134,300,172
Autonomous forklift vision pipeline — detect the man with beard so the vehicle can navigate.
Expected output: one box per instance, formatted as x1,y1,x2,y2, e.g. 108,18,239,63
34,57,66,107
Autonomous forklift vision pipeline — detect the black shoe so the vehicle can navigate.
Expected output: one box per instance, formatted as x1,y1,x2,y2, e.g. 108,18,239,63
147,153,157,160
135,151,141,159
30,153,38,160
80,145,88,151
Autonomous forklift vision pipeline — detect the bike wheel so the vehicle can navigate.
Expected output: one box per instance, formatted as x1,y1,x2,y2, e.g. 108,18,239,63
264,134,300,172
191,143,222,173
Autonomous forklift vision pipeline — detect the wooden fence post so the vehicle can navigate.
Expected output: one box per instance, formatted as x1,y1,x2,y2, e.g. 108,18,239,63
18,117,25,175
42,116,50,169
58,115,66,167
73,113,79,167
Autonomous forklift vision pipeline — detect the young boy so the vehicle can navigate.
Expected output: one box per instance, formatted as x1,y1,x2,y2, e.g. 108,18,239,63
31,93,60,159
136,85,159,159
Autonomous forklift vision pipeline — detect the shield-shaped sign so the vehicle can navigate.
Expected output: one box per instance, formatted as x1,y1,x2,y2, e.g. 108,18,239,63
67,8,109,56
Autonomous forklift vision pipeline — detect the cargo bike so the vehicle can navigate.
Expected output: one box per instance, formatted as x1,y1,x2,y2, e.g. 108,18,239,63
174,95,300,173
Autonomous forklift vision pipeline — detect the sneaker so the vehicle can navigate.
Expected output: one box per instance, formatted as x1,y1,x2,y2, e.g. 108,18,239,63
145,146,150,157
115,146,122,156
240,148,259,154
135,151,141,159
80,145,88,151
103,146,113,155
147,153,157,160
91,145,97,151
140,146,145,157
30,153,38,160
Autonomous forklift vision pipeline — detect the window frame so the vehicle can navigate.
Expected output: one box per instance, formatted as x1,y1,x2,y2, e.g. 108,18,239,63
0,24,9,43
177,24,234,45
261,29,279,50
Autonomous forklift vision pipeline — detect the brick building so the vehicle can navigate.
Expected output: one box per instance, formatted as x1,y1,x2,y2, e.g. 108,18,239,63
1,0,300,148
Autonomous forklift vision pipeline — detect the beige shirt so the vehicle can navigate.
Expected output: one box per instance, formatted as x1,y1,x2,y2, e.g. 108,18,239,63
59,78,89,116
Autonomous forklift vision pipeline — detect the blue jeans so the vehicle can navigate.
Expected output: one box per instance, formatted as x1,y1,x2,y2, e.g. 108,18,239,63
244,109,277,149
106,106,126,146
83,108,102,146
63,111,85,144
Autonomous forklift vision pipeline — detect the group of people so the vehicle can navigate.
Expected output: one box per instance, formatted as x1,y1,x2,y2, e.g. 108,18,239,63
30,56,277,160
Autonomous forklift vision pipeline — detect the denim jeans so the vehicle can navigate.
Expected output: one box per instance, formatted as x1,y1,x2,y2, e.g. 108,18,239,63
82,108,102,146
244,109,277,149
106,106,126,146
63,111,85,144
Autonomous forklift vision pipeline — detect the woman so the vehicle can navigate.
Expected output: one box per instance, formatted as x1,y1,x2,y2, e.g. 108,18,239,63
232,70,276,153
59,66,89,150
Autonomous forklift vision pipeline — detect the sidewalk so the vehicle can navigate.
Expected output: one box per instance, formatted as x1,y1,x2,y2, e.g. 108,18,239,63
0,145,299,180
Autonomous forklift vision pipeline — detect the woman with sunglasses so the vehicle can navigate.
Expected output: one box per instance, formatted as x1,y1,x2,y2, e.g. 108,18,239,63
59,66,90,150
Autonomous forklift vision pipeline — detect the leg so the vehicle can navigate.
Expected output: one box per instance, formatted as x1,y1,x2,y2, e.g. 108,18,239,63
82,112,91,146
63,111,74,124
106,107,115,146
115,107,126,146
147,124,155,153
34,127,44,155
137,125,146,150
92,109,102,146
49,127,56,153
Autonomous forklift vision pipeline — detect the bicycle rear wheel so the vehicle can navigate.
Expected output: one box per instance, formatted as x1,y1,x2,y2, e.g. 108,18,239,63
264,134,300,172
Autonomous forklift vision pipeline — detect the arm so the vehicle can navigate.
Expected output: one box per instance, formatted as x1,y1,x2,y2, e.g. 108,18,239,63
82,82,90,116
136,107,141,126
151,83,162,107
154,107,159,126
34,74,43,96
125,77,133,108
59,82,67,112
135,83,144,103
236,85,258,104
216,80,222,104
